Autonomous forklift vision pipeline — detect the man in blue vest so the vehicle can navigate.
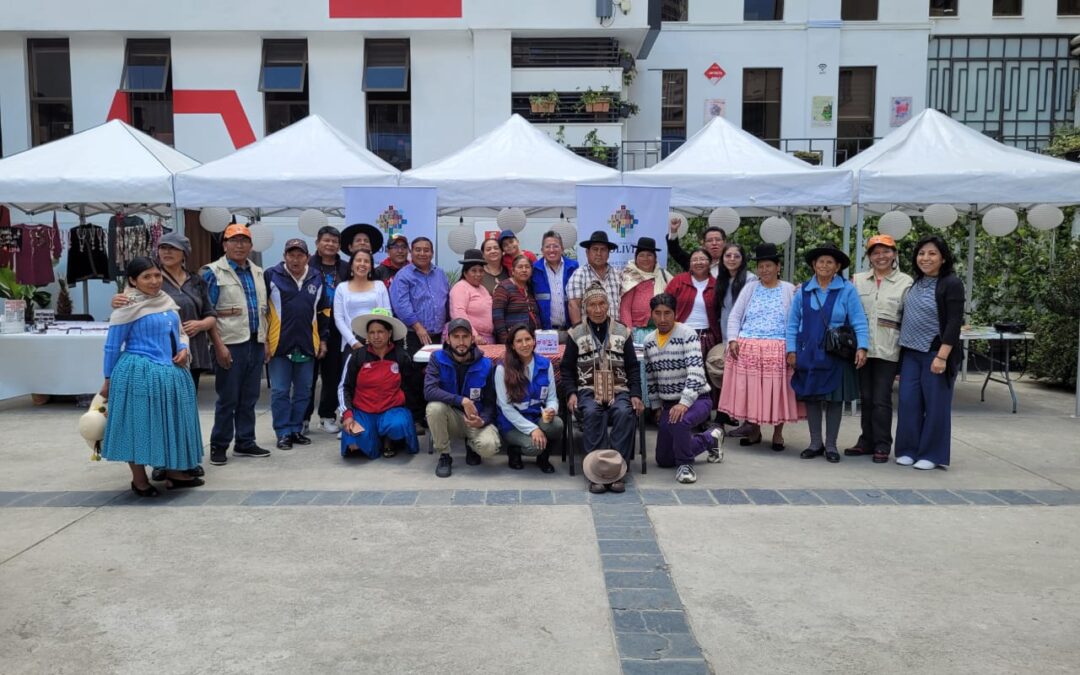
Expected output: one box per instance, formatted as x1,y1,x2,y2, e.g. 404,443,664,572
531,230,579,340
424,318,501,478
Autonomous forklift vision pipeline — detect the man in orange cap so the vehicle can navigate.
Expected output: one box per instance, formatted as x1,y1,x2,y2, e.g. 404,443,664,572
201,223,271,465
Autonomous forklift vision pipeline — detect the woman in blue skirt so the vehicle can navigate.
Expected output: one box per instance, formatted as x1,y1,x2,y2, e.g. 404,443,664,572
786,244,869,464
99,257,204,497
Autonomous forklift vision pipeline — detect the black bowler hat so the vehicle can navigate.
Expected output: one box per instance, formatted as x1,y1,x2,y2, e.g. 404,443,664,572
631,236,661,253
579,230,618,250
804,243,851,271
752,243,782,264
340,223,383,254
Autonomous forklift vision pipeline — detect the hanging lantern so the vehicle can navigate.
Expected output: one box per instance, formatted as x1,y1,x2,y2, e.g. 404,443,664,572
496,207,527,234
823,208,843,227
878,210,913,240
552,217,578,249
922,203,958,229
248,223,275,252
447,225,476,254
707,207,740,234
199,207,231,233
298,209,329,237
981,207,1019,237
760,216,792,244
668,211,689,239
1027,204,1064,231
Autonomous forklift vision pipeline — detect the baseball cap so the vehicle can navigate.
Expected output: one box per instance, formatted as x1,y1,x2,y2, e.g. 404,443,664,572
446,318,473,335
865,234,897,252
498,229,517,242
223,223,251,240
284,238,309,254
387,233,409,249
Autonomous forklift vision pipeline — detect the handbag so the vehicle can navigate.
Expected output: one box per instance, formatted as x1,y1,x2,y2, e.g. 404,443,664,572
816,289,857,361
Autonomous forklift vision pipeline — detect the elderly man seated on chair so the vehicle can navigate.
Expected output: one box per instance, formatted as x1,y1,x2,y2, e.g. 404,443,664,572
561,282,644,494
642,293,724,485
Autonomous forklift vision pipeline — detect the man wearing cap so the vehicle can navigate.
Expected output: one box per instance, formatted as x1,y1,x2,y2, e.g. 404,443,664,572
562,282,644,493
305,225,350,434
424,318,501,478
667,218,727,277
567,230,624,326
531,230,578,336
498,229,536,274
340,222,383,256
202,223,271,464
389,236,450,430
373,234,410,288
265,239,330,450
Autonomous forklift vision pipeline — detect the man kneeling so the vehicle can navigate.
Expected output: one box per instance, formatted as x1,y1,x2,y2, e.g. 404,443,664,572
424,318,501,477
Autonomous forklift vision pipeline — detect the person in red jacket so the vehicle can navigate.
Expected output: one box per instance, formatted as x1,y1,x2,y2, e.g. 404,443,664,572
665,249,720,406
498,229,536,273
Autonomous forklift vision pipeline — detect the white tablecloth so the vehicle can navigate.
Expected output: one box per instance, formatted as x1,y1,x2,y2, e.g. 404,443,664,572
0,333,107,400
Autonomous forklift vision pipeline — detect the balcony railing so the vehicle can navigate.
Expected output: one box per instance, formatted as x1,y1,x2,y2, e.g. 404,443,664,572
511,38,621,68
511,92,623,125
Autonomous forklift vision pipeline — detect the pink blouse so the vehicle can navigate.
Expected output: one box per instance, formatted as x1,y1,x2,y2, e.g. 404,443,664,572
448,280,495,344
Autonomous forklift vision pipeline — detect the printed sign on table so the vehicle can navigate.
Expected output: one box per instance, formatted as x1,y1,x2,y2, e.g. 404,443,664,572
343,186,438,264
574,185,672,268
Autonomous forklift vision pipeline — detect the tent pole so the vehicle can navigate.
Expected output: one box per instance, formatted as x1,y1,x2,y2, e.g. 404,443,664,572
841,206,850,266
785,210,795,283
854,205,864,273
965,206,976,320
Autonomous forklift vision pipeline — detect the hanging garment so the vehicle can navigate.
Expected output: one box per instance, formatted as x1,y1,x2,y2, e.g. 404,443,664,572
108,214,152,279
12,223,62,285
66,224,112,283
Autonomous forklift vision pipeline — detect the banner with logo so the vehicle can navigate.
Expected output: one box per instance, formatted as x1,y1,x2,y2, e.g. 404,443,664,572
343,186,438,263
574,185,672,268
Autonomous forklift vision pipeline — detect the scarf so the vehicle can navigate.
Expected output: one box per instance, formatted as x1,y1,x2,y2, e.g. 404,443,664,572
621,261,672,297
108,289,189,348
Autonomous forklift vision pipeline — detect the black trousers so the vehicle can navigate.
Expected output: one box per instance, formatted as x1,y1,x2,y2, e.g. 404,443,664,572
856,357,900,454
306,329,343,422
578,390,636,461
404,330,433,424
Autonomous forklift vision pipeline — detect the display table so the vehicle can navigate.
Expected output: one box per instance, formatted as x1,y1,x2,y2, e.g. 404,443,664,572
960,329,1036,414
412,343,566,365
0,332,107,400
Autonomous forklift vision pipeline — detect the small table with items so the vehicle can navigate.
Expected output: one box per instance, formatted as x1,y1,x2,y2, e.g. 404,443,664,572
0,322,110,401
412,343,565,366
960,327,1036,414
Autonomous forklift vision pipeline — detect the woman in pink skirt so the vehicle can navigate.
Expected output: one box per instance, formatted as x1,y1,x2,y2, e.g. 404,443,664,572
719,243,801,450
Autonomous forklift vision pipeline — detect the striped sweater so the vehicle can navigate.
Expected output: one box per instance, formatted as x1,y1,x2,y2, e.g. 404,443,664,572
643,322,710,408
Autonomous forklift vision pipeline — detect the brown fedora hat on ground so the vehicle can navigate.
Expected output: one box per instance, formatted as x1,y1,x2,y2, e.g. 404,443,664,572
582,449,628,485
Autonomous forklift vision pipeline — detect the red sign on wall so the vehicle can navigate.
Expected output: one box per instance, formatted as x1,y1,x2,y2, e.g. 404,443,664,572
704,63,726,83
330,0,462,18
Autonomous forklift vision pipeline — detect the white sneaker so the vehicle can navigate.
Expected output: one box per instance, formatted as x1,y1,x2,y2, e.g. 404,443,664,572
320,418,339,434
896,456,915,466
707,428,725,463
913,459,937,470
336,431,342,440
675,464,697,484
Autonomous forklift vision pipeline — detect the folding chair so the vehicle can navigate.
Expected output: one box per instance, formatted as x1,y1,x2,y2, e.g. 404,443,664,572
563,404,647,477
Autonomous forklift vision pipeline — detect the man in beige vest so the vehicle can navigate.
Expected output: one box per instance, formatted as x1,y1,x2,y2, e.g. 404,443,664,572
201,223,270,466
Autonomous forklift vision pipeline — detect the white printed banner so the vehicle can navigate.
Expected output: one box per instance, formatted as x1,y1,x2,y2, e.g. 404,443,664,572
574,185,672,268
343,186,438,263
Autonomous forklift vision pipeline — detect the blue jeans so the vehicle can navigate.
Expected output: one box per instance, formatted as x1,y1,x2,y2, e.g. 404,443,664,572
210,339,265,449
268,356,315,438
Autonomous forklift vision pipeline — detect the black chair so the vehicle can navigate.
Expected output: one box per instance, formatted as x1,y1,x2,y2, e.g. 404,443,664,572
563,403,647,477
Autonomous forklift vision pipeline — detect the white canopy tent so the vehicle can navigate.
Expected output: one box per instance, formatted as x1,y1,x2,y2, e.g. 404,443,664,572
399,114,621,215
174,114,399,214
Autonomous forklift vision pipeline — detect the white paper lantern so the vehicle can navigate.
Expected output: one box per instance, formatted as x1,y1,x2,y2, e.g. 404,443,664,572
1027,204,1064,231
708,207,740,234
878,210,913,240
824,208,844,227
668,212,689,239
199,207,231,233
248,223,274,252
922,203,958,229
760,216,792,244
298,209,329,237
982,207,1019,236
447,225,476,254
496,207,527,234
552,218,578,249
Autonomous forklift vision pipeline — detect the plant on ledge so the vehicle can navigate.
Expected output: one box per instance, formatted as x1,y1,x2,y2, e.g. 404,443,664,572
1044,124,1080,161
618,100,640,119
578,86,612,113
793,150,822,165
529,91,560,115
583,128,612,164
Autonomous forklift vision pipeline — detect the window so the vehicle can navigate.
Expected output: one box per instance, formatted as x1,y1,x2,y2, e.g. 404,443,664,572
837,67,876,162
1059,0,1080,15
842,0,878,20
122,39,173,144
742,68,782,147
661,70,687,158
744,0,783,21
261,40,309,135
511,38,619,68
662,0,688,21
365,39,411,170
27,38,73,146
993,0,1022,15
930,0,958,17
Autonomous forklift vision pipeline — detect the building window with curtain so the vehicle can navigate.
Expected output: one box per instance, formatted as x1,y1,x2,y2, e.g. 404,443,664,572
742,68,782,146
28,38,73,146
661,70,687,158
842,0,878,21
364,39,411,170
837,66,876,163
261,39,309,135
745,0,783,21
930,0,958,17
662,0,688,21
121,39,173,145
993,0,1022,15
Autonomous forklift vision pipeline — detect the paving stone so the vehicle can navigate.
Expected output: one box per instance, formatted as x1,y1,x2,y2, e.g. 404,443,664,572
673,490,716,505
594,526,655,541
241,491,285,506
598,539,662,555
744,489,788,505
640,489,678,505
520,490,554,505
592,490,643,505
593,512,651,526
813,489,860,505
779,489,824,505
592,503,648,518
346,491,386,505
309,491,351,506
44,491,106,507
620,658,710,675
989,490,1040,505
885,489,932,505
486,490,520,505
616,632,702,660
849,489,896,505
601,554,668,571
9,491,67,507
709,488,750,505
0,491,28,506
953,490,1008,505
604,571,674,590
1021,490,1080,506
277,490,321,506
608,587,682,611
200,490,251,506
613,609,646,632
552,489,590,505
641,610,691,634
451,490,486,505
381,491,419,506
415,490,453,506
76,491,125,507
916,489,969,505
161,490,214,506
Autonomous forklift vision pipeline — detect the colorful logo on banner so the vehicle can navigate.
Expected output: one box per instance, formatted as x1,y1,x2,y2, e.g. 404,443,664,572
377,205,407,238
608,205,638,238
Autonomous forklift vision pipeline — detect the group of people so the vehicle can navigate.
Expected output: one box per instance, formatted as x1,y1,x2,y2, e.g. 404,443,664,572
93,215,964,497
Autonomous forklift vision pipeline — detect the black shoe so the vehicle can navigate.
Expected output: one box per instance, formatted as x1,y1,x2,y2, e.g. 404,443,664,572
209,447,228,466
276,436,293,450
166,476,205,490
436,453,453,478
825,450,841,463
508,447,524,471
189,465,205,477
465,447,482,466
800,446,825,460
235,444,271,458
290,433,312,446
536,452,555,474
151,467,166,482
130,481,159,498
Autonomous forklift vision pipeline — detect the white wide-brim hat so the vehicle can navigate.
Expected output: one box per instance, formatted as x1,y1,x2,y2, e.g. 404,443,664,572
78,393,108,450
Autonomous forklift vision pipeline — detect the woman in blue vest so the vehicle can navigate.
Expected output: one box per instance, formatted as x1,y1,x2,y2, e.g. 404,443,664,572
495,324,562,473
785,244,869,464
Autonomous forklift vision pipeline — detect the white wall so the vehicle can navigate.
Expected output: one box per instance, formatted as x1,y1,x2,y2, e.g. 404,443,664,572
308,33,366,143
0,33,30,156
472,29,511,138
68,33,125,134
410,31,475,167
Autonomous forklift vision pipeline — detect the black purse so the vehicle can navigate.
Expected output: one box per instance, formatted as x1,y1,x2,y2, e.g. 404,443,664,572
816,289,857,361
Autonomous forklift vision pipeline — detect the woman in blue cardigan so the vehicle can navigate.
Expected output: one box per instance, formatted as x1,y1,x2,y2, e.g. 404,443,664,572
786,244,869,463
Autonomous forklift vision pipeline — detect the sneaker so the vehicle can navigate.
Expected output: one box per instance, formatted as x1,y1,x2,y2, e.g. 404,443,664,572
436,453,453,478
319,418,339,434
913,459,937,470
276,436,293,451
209,446,228,466
707,427,725,464
234,444,271,458
895,455,915,466
465,447,482,466
290,433,312,446
675,464,698,484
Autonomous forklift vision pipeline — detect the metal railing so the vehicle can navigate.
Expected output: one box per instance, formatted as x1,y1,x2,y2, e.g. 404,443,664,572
511,92,623,124
511,38,621,68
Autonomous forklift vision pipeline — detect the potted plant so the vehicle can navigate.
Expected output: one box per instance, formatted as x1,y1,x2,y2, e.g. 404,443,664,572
0,267,52,325
619,49,637,87
529,91,560,115
793,150,822,166
1045,124,1080,162
579,86,612,114
583,129,611,164
618,100,639,119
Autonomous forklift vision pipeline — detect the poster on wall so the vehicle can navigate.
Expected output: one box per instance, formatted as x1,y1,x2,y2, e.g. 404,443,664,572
704,99,726,123
343,186,438,263
890,97,913,127
811,96,834,128
574,185,671,268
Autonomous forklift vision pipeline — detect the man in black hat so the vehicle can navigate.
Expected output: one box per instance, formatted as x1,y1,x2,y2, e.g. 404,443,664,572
340,223,384,256
567,230,623,326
